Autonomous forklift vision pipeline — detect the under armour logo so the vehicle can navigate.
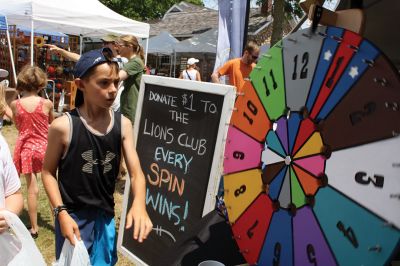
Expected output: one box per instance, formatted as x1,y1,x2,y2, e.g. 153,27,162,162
82,150,116,174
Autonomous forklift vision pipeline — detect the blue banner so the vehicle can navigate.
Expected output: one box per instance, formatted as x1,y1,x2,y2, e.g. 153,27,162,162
0,15,7,30
213,0,249,78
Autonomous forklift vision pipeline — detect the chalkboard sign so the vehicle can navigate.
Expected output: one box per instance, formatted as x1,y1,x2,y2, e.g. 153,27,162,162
118,75,235,265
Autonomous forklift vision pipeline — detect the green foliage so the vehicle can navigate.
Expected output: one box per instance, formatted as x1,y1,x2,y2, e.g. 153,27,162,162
100,0,204,21
256,0,304,19
284,0,304,19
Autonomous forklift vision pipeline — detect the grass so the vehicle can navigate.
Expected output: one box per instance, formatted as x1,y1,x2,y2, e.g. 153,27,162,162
2,124,134,265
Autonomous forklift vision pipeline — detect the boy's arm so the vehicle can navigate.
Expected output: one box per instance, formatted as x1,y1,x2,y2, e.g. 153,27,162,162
121,116,152,243
42,116,80,244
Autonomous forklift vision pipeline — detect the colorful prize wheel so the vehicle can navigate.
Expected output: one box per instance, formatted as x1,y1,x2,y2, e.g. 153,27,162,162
223,26,400,265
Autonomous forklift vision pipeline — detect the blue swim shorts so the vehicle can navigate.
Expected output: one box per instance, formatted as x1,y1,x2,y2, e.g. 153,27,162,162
55,208,118,266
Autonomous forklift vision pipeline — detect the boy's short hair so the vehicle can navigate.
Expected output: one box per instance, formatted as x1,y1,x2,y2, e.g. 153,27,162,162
74,48,116,78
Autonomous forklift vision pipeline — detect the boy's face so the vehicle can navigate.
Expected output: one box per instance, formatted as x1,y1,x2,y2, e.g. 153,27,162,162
77,63,119,109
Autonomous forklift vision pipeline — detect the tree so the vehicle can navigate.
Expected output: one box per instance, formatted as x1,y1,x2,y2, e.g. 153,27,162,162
100,0,203,21
257,0,304,46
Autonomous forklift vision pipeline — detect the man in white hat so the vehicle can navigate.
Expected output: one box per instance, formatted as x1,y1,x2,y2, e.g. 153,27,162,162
179,57,201,81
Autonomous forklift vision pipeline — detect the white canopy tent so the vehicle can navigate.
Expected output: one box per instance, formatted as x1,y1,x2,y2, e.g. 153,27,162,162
147,31,179,77
173,28,218,54
172,28,218,77
0,0,149,37
148,31,179,55
0,0,150,65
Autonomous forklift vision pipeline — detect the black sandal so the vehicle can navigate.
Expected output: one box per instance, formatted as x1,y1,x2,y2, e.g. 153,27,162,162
30,231,39,239
27,227,39,239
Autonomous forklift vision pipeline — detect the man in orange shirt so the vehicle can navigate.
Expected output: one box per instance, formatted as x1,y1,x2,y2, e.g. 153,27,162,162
211,41,260,92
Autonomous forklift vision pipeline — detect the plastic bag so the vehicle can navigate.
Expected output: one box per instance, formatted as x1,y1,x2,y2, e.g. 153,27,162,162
57,90,65,113
0,210,46,266
53,235,91,266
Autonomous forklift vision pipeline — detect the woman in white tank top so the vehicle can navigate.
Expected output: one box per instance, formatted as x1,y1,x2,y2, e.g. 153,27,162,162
179,57,201,81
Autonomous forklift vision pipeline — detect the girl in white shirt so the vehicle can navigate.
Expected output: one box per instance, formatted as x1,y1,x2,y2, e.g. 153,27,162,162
179,57,201,81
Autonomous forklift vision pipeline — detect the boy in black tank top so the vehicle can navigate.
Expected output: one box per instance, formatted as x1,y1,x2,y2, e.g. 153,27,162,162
42,48,152,265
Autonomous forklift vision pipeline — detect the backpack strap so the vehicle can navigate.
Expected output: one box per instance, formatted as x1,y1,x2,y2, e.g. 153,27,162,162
186,70,192,80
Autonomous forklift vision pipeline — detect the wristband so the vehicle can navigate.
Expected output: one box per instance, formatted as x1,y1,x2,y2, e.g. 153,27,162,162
53,205,68,218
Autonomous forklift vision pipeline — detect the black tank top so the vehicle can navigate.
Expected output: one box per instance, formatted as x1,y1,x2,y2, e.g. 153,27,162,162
58,109,121,214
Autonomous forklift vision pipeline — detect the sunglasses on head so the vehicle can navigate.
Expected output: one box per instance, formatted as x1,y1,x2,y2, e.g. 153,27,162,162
101,48,121,65
101,47,114,60
101,47,118,63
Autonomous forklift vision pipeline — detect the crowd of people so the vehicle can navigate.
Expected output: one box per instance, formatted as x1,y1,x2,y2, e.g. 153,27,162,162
0,34,152,266
0,32,259,265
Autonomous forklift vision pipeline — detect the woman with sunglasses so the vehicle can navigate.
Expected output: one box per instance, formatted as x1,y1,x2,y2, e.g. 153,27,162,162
211,41,260,93
116,35,145,125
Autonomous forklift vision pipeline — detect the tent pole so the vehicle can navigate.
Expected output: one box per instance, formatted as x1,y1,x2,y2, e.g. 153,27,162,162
169,54,172,77
173,49,176,77
5,16,17,84
79,35,83,55
30,19,34,66
144,38,149,66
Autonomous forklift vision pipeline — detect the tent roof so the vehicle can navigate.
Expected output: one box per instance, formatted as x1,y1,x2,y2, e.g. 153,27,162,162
148,31,179,54
174,28,217,54
0,0,149,38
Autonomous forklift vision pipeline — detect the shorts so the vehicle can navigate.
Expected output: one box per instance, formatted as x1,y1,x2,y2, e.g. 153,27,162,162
55,208,117,266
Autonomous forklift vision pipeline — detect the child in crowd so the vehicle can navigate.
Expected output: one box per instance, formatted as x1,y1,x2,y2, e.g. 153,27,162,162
10,65,54,238
0,68,22,234
42,48,152,265
0,70,13,129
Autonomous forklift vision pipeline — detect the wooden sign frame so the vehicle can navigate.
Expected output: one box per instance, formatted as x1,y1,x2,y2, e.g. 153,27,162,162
117,75,236,265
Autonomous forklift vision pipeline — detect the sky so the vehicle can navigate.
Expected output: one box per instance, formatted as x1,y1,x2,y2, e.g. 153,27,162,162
203,0,258,10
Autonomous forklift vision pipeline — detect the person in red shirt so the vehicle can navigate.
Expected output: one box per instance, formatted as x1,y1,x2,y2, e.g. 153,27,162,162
211,41,260,93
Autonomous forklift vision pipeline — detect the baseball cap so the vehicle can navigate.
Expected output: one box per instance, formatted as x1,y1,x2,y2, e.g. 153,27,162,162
0,68,9,78
101,33,119,42
74,47,117,78
187,58,199,65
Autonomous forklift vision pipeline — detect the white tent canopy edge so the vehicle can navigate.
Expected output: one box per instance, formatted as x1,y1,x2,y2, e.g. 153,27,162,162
0,0,150,65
